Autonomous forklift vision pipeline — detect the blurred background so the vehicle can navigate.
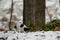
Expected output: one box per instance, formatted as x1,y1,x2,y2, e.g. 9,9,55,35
0,0,60,31
46,0,59,23
0,0,23,31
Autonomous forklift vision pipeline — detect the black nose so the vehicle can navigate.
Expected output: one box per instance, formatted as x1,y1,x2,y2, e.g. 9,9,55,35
24,28,30,31
20,24,24,27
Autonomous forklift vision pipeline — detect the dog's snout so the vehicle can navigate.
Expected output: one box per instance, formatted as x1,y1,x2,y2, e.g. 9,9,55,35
24,28,30,32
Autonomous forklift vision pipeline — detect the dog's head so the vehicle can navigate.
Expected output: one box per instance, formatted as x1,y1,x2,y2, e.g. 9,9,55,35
14,23,30,32
20,24,30,32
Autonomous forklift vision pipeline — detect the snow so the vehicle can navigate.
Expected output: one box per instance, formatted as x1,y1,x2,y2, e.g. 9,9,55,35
0,31,59,40
46,0,60,23
0,0,23,17
46,0,59,7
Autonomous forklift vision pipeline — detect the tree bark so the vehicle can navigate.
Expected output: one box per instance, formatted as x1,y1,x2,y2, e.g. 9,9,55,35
35,0,45,30
23,0,45,31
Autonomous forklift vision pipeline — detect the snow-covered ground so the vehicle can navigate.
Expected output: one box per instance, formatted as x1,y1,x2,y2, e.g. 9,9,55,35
0,31,60,40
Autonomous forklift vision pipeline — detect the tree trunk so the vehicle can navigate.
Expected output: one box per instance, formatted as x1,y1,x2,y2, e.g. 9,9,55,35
35,0,45,30
23,0,45,31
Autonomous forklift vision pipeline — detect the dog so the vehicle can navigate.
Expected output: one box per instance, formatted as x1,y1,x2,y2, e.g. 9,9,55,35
14,23,30,32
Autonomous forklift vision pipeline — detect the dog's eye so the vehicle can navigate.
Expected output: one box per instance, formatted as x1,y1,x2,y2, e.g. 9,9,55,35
20,24,24,27
14,25,17,28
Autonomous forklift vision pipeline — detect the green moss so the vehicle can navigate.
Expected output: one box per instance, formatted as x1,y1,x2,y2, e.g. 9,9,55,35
42,19,60,31
28,23,36,32
26,19,60,31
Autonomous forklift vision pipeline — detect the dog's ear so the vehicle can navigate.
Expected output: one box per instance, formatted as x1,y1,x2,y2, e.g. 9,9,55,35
20,24,24,27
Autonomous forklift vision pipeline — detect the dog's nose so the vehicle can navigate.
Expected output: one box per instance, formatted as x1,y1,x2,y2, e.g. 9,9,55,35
24,28,30,32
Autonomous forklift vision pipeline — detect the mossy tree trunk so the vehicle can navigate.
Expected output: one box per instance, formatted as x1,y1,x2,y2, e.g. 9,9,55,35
23,0,45,31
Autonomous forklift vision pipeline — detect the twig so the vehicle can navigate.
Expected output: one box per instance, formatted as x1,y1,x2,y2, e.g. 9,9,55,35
9,0,13,30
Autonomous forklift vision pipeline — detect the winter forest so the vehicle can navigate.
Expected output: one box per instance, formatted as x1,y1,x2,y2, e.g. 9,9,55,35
0,0,60,40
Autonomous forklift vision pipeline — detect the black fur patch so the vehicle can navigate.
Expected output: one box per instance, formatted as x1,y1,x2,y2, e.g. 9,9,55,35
24,28,30,31
20,24,24,27
13,39,15,40
14,25,17,29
